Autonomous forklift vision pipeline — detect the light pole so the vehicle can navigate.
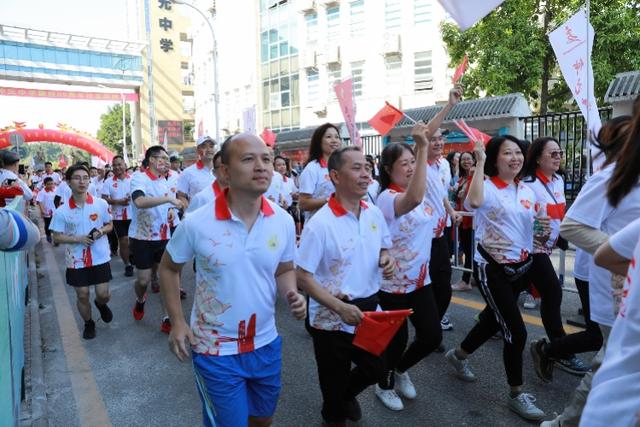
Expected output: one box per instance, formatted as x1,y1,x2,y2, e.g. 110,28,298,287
172,0,220,145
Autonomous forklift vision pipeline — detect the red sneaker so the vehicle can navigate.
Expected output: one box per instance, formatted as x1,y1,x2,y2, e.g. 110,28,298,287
132,296,146,321
160,317,171,334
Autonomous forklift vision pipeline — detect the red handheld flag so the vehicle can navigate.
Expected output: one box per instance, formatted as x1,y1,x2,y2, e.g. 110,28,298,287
353,309,412,356
368,102,405,136
453,119,491,151
260,128,277,147
452,54,469,84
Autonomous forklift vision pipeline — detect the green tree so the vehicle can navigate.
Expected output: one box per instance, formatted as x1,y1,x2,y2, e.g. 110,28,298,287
441,0,640,114
96,103,132,157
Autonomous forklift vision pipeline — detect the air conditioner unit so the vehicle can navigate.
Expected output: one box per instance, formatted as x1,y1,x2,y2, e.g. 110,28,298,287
312,104,327,116
319,0,339,6
382,33,401,56
298,0,315,13
303,51,317,69
326,45,340,64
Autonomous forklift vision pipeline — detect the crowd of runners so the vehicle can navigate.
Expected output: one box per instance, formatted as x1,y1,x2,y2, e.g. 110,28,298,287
2,89,640,427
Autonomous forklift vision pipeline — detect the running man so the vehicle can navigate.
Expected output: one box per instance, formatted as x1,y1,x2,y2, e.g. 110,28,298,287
36,177,56,243
159,133,306,427
177,135,216,209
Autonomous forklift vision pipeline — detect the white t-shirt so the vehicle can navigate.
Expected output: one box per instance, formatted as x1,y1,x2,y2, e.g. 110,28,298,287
129,170,177,241
281,175,298,207
424,160,448,238
177,160,214,199
296,196,391,333
377,185,435,294
565,163,640,327
581,237,640,427
264,171,285,206
523,172,566,254
54,181,71,206
41,172,61,187
166,191,295,356
366,179,380,205
91,176,103,198
186,180,223,214
610,218,640,261
439,159,453,227
299,159,335,220
36,187,56,217
49,194,112,269
465,177,536,264
101,174,132,221
574,248,591,281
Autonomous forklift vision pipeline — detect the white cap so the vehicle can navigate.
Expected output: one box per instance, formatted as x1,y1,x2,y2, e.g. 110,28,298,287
196,135,216,147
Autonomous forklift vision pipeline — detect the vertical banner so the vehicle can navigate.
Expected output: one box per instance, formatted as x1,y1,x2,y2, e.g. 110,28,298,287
549,9,601,135
334,79,362,147
242,106,257,135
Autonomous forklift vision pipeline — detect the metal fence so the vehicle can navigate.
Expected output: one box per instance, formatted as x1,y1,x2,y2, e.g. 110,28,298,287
520,107,613,205
344,135,385,158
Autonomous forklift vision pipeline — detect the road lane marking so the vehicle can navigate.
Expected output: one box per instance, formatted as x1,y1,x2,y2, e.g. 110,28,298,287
43,243,112,426
451,296,582,334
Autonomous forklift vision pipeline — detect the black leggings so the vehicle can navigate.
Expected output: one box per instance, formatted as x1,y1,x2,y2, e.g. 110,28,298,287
429,236,452,319
461,262,529,386
378,286,442,389
529,253,566,342
459,227,473,283
546,278,603,357
43,216,52,238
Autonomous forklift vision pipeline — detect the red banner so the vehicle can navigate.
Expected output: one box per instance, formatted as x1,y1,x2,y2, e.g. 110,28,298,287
0,87,139,102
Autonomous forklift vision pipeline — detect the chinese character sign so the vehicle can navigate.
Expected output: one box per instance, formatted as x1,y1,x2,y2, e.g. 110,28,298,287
334,79,361,147
549,9,601,135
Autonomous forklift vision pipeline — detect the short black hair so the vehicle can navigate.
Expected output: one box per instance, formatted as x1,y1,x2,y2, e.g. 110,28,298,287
112,155,125,164
219,135,236,165
45,161,53,167
213,151,223,166
65,164,90,181
90,166,98,171
144,145,168,162
484,135,523,177
328,146,361,173
43,177,54,185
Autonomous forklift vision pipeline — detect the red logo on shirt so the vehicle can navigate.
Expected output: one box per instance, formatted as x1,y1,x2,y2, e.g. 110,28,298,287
520,199,531,209
113,182,118,188
89,213,98,221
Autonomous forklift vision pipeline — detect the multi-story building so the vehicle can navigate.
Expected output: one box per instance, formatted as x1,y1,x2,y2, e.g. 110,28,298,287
189,0,454,146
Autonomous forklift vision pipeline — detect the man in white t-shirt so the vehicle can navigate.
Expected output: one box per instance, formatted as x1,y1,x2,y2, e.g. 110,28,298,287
36,177,57,243
49,164,114,340
177,135,216,208
40,162,61,188
297,146,395,425
185,151,227,214
160,133,305,427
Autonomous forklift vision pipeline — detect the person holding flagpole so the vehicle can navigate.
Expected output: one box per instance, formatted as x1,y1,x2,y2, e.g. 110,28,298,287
373,87,461,411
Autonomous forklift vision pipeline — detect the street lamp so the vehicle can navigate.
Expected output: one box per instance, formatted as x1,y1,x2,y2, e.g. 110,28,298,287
172,0,221,146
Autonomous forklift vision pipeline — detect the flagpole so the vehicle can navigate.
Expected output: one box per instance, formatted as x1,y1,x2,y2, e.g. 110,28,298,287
403,113,417,124
585,0,591,177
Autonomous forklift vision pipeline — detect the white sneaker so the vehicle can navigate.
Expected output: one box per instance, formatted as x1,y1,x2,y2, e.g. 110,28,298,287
445,349,477,382
375,385,404,411
522,293,539,309
395,371,416,399
539,414,561,426
508,392,545,421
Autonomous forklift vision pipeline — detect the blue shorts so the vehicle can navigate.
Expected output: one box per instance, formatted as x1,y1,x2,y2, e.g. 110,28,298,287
192,336,282,427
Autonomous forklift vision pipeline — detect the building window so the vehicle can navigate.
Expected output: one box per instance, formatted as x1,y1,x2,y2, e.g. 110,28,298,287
327,6,340,41
349,0,365,38
327,64,341,101
351,61,364,97
384,55,402,98
305,12,318,41
414,0,432,26
414,51,433,92
307,68,320,105
384,0,401,32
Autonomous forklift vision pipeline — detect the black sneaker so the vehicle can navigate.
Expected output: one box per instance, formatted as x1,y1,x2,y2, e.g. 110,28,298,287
344,398,362,421
83,319,96,340
552,355,590,376
94,300,113,323
530,339,554,383
124,265,134,277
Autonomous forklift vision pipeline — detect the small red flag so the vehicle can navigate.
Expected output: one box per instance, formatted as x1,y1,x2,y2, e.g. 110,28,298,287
452,54,469,84
368,102,405,136
453,119,491,151
260,128,277,147
353,309,412,356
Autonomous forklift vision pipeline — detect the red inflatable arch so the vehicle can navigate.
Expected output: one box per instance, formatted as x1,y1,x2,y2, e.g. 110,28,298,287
0,129,115,162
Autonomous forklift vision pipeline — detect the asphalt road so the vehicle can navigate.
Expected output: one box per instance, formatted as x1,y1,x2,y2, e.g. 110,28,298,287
34,239,592,427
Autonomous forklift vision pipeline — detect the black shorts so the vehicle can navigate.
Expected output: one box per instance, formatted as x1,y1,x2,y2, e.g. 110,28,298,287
66,262,112,287
129,238,168,270
113,220,131,238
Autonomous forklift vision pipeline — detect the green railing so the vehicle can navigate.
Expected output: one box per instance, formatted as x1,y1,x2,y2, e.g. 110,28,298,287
0,196,29,427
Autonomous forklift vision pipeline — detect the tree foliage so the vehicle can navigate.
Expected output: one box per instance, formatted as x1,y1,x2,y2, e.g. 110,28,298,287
441,0,640,114
96,103,132,157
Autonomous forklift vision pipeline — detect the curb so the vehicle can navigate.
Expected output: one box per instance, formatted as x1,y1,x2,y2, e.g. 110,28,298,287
25,243,48,427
